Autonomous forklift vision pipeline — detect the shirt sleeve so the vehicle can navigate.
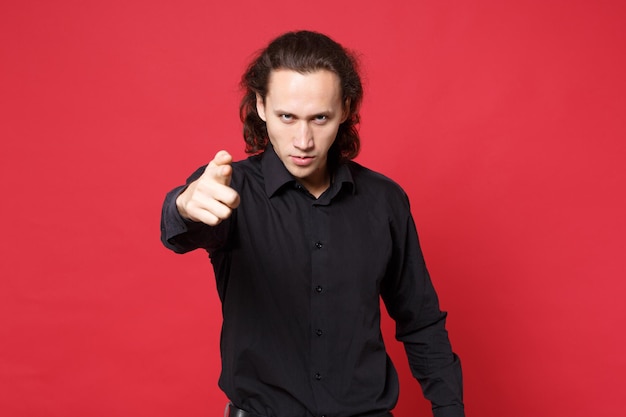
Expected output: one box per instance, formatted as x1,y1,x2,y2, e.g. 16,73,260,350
380,208,465,417
159,166,232,254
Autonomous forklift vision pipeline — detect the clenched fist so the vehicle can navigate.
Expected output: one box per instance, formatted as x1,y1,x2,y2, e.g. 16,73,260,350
176,150,241,226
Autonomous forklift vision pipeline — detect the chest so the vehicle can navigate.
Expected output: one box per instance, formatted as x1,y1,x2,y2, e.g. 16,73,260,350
230,189,394,295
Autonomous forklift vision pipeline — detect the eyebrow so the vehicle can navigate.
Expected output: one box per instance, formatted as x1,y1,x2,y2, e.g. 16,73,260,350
273,109,334,118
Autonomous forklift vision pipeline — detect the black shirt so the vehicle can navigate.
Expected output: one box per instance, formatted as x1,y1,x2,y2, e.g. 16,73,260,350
161,146,464,417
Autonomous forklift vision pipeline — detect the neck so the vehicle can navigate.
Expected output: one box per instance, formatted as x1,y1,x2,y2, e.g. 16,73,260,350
302,172,331,198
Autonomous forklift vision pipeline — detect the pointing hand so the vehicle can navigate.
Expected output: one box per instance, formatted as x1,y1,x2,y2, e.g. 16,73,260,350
176,150,241,226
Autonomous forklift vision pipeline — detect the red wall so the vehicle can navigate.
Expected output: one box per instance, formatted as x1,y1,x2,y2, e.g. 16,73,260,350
1,1,625,416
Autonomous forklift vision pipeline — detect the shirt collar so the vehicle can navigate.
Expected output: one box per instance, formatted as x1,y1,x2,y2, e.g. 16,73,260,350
261,143,355,198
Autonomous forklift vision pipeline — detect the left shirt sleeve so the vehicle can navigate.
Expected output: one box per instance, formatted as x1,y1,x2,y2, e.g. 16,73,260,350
380,202,464,417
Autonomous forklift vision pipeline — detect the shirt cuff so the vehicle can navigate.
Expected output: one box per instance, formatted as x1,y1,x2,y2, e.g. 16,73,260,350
160,185,205,247
433,405,465,417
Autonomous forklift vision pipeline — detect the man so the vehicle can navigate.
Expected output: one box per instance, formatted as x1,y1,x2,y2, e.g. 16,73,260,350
161,31,464,417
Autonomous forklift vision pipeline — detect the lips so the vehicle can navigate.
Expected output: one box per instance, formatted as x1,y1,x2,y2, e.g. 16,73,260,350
290,155,314,167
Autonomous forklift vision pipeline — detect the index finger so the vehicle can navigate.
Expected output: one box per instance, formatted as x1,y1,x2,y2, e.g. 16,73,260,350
211,150,232,166
206,150,234,185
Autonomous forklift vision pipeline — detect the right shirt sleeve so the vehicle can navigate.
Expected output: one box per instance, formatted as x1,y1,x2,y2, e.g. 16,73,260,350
159,167,232,254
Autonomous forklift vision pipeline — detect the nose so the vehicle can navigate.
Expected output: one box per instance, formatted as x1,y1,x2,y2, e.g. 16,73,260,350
293,121,313,150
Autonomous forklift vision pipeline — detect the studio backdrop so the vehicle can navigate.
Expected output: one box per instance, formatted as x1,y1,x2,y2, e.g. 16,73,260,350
1,1,625,416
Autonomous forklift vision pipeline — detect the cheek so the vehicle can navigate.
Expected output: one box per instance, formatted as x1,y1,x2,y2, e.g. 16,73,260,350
265,121,290,146
264,120,279,138
319,125,340,146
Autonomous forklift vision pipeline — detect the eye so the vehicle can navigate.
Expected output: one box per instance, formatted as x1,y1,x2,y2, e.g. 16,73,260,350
313,115,329,124
279,114,293,122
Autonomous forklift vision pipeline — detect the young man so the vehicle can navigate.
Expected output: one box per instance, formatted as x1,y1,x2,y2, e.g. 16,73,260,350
161,31,464,417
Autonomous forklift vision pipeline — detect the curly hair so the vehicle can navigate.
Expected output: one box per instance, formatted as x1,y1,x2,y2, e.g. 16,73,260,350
239,31,363,161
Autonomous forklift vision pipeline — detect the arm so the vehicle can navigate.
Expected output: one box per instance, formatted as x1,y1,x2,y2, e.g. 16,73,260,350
381,211,464,417
160,150,240,254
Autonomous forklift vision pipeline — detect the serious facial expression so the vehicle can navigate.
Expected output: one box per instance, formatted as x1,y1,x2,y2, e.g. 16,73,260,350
256,69,347,198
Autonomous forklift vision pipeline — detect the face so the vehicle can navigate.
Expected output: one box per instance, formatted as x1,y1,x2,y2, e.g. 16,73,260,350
256,69,347,197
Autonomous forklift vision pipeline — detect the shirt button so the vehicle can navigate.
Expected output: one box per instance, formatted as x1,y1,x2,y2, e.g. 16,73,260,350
315,241,323,249
316,329,323,336
315,285,323,293
314,373,322,380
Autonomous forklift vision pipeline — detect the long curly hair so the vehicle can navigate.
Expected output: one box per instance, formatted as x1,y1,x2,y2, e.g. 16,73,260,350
239,31,363,161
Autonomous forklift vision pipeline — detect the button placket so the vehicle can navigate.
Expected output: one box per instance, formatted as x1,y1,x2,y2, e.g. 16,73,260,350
309,202,329,397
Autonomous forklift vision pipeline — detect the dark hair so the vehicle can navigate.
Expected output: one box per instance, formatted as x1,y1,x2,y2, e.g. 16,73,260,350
240,30,363,161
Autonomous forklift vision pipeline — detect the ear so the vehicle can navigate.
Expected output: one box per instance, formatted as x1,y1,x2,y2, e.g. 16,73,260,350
256,93,267,122
341,98,351,123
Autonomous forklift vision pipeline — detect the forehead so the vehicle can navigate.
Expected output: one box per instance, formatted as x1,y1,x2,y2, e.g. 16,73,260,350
265,69,343,106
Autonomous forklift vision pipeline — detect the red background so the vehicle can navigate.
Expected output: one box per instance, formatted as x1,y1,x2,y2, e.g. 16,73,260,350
1,1,625,416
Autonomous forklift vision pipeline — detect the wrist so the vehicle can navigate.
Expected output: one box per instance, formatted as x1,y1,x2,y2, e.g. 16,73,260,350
175,188,192,221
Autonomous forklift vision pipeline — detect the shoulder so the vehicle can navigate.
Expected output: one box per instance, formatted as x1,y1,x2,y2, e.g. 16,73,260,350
184,153,263,187
347,161,410,205
224,153,265,195
231,153,262,174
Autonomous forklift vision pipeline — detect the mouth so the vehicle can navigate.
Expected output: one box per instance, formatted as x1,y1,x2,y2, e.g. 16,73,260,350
290,155,314,166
